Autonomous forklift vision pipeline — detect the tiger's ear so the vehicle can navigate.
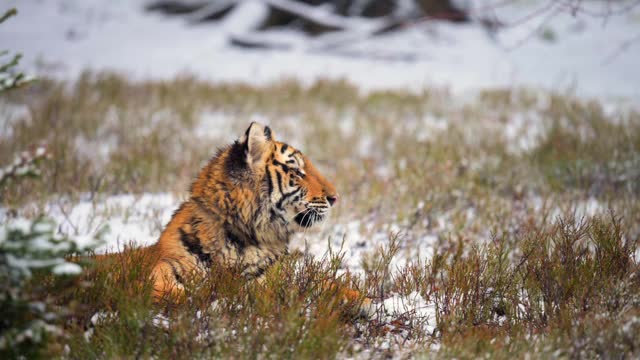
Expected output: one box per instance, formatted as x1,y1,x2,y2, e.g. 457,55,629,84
240,122,274,168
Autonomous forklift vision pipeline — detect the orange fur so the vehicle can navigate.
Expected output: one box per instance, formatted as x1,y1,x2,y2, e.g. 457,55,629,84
148,122,342,300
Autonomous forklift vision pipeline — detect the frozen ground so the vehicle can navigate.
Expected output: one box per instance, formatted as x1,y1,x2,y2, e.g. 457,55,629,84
35,190,607,266
1,2,639,355
14,186,607,340
22,190,440,335
1,80,623,342
2,0,640,100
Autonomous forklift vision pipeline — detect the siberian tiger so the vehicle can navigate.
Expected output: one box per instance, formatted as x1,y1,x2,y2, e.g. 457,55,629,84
150,122,343,300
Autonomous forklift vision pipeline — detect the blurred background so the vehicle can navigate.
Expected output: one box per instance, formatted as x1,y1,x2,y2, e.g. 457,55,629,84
3,0,640,99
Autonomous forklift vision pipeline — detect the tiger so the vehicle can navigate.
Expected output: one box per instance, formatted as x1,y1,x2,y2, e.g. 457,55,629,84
149,122,344,300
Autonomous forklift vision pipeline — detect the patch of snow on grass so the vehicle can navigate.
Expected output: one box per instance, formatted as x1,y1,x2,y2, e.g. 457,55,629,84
194,111,239,141
548,196,607,222
52,262,83,275
503,111,546,153
0,102,30,140
46,193,180,253
291,216,439,277
379,291,437,335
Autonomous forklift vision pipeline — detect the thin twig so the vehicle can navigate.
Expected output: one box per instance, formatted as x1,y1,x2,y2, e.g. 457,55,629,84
602,32,640,65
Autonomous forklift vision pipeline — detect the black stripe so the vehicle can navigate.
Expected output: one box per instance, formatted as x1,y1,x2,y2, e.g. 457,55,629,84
275,169,284,195
266,167,274,196
280,144,288,153
226,141,249,178
243,126,250,152
286,159,296,164
272,159,291,173
224,225,259,251
162,259,184,284
224,228,246,253
276,187,301,210
191,217,203,227
245,256,277,279
264,126,272,140
273,159,306,179
252,266,267,278
308,205,329,209
179,227,212,267
270,208,280,221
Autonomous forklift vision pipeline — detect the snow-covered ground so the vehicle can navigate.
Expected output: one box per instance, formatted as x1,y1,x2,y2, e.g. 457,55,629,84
24,190,608,263
1,0,638,350
16,188,605,335
45,193,180,252
2,0,640,100
15,190,436,328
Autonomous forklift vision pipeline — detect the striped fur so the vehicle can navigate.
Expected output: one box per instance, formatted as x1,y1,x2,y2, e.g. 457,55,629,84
150,122,339,299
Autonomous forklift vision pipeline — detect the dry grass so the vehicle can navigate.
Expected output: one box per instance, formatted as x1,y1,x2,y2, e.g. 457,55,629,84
1,73,639,358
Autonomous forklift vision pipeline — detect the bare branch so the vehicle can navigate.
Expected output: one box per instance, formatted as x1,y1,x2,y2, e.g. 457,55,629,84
602,32,640,65
185,0,237,24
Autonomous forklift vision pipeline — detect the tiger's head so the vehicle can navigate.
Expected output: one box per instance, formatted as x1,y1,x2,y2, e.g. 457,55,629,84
239,122,338,230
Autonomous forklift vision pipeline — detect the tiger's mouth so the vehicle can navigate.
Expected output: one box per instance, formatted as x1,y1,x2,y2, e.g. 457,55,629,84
294,209,325,228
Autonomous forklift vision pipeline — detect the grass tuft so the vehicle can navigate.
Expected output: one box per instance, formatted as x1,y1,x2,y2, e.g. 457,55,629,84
2,74,639,357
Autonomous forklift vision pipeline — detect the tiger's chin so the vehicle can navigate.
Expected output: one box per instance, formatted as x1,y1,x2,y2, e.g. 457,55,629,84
293,210,326,229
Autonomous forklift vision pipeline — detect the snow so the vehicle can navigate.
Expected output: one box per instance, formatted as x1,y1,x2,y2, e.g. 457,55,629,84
1,1,638,353
6,254,63,271
1,0,640,100
546,196,606,222
379,291,437,334
222,0,270,35
290,214,440,278
152,314,170,329
45,193,181,253
503,111,546,153
2,190,440,280
52,262,83,275
0,215,101,279
0,102,30,140
2,191,445,318
622,316,640,337
194,111,241,141
5,217,31,234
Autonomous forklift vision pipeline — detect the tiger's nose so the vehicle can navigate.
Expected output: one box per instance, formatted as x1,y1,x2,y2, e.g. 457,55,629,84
326,195,338,206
